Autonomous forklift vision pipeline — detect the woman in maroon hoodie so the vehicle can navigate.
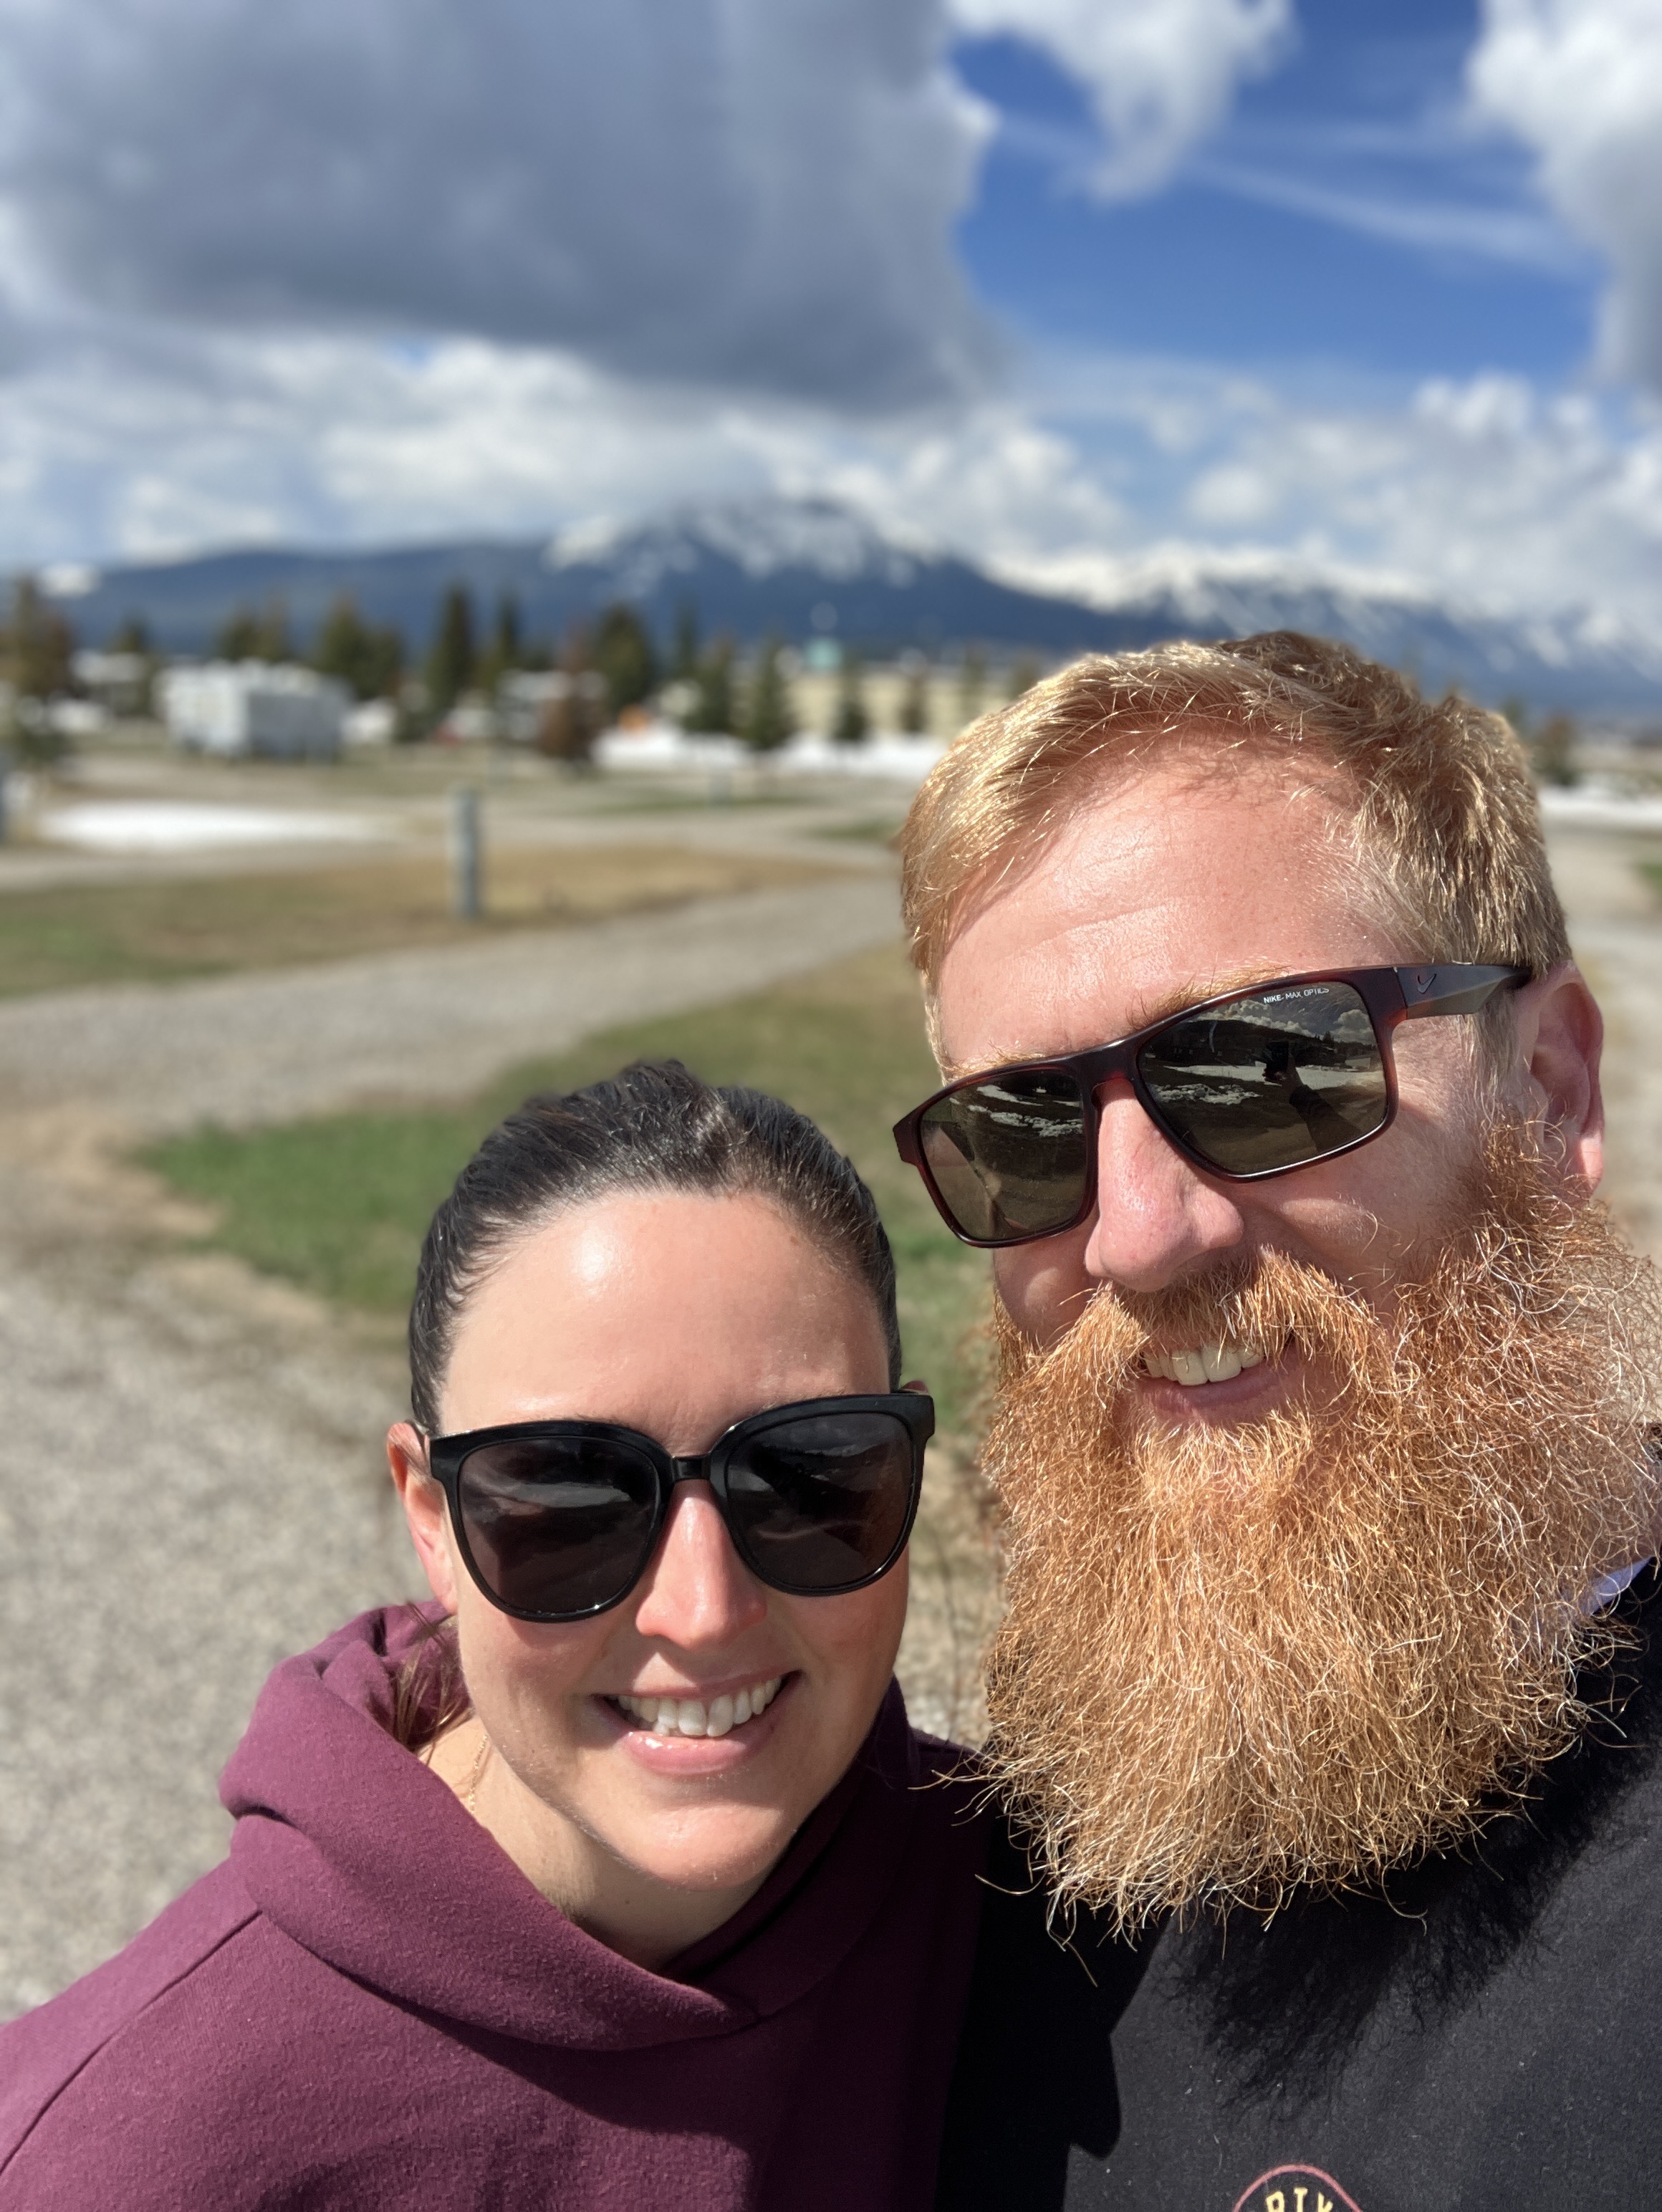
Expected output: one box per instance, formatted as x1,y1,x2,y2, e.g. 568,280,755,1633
0,1062,991,2210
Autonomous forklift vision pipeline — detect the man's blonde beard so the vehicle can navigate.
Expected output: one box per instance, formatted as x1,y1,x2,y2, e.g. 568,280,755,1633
981,1138,1662,1934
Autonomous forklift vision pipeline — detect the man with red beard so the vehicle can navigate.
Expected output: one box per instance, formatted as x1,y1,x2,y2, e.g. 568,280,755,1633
899,635,1662,2211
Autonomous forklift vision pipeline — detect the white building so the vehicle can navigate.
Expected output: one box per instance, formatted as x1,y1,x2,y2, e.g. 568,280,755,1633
158,662,349,760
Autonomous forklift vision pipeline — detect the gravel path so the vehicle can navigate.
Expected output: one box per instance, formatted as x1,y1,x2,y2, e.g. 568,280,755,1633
1,825,1657,2020
0,875,903,1136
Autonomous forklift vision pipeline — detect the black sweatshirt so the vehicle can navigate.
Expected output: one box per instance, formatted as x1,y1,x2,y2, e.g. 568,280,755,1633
938,1572,1662,2212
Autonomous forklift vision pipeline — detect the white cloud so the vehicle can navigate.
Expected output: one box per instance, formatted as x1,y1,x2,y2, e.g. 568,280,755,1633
948,0,1292,197
0,0,994,410
7,309,1658,655
1468,0,1662,388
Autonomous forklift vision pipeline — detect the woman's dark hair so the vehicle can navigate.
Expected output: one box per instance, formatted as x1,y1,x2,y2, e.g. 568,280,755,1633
408,1058,901,1433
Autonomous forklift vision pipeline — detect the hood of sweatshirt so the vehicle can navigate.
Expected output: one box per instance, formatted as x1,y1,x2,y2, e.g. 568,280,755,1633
222,1605,971,2054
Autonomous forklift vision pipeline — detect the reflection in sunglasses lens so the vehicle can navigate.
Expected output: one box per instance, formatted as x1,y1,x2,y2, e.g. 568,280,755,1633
724,1413,915,1591
1138,981,1388,1175
458,1435,661,1615
919,1072,1088,1242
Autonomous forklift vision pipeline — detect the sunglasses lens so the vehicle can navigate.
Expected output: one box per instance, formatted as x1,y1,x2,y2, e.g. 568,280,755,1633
1138,981,1388,1175
456,1434,661,1617
918,1070,1090,1242
721,1412,919,1593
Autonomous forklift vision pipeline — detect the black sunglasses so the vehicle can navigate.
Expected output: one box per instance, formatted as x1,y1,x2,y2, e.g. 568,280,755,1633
893,963,1528,1249
424,1393,933,1622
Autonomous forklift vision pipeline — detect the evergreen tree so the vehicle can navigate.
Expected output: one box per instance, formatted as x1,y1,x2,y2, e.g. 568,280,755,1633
684,637,737,734
832,651,870,746
216,600,291,663
956,645,986,727
536,625,606,763
1,576,76,762
1007,655,1041,701
741,638,796,753
594,604,658,718
494,593,522,672
313,595,404,701
898,654,930,735
426,585,477,716
474,594,522,696
256,600,294,662
672,602,700,682
216,605,264,660
4,577,75,699
111,615,151,655
1532,712,1580,789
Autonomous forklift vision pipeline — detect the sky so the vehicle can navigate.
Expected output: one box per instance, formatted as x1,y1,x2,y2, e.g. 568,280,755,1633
1,0,1660,631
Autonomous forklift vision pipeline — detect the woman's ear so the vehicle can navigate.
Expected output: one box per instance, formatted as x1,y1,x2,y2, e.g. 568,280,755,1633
387,1423,461,1612
1508,961,1604,1191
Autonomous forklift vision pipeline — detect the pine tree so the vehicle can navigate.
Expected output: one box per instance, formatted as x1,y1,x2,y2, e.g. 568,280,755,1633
1532,713,1580,789
112,615,150,654
741,638,796,752
536,625,606,763
1007,655,1040,701
313,595,404,701
5,577,75,699
216,605,264,660
1,576,77,762
494,594,522,672
684,637,737,734
898,655,930,734
832,652,870,746
255,600,293,663
426,585,477,716
672,602,700,682
216,600,291,663
594,604,658,718
956,645,986,727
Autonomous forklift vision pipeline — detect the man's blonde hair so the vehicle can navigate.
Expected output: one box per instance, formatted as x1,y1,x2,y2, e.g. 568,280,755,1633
898,631,1568,1064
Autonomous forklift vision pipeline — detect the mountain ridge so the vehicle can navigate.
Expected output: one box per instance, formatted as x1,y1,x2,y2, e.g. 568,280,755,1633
44,496,1662,715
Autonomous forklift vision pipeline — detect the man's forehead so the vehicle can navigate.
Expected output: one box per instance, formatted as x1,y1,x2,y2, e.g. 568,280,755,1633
931,760,1396,1074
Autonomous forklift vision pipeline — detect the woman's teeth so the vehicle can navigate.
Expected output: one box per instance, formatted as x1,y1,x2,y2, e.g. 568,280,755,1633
1143,1341,1266,1387
613,1676,783,1739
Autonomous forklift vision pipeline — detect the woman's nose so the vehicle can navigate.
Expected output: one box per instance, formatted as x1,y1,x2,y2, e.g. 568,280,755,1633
1081,1077,1246,1294
630,1481,769,1648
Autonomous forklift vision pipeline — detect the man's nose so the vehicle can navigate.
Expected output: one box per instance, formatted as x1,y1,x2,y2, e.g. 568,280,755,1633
1080,1077,1246,1294
630,1481,769,1648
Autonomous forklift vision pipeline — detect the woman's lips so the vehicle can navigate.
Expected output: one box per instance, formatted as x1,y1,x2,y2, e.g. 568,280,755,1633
592,1674,797,1772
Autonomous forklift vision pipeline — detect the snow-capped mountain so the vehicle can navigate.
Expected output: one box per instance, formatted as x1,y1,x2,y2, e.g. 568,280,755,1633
44,496,1662,713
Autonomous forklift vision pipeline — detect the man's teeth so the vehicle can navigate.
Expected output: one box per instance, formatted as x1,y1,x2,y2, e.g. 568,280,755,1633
1143,1342,1266,1387
614,1676,783,1739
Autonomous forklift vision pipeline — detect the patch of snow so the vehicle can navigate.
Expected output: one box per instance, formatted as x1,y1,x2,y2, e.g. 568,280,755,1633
39,803,387,853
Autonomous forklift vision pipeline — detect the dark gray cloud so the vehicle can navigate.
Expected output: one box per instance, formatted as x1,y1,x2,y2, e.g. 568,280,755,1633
0,0,994,409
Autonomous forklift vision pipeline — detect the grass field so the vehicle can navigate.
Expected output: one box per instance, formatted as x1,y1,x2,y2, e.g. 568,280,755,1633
141,943,992,1436
0,842,836,997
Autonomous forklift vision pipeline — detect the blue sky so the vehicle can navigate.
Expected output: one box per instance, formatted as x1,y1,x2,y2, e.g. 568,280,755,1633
956,3,1593,387
0,0,1658,632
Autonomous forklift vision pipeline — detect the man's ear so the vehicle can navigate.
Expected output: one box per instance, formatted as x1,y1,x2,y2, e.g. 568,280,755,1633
1507,961,1604,1191
387,1422,461,1612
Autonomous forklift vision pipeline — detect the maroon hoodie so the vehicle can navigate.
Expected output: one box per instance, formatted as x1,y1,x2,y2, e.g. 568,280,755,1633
0,1607,990,2210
